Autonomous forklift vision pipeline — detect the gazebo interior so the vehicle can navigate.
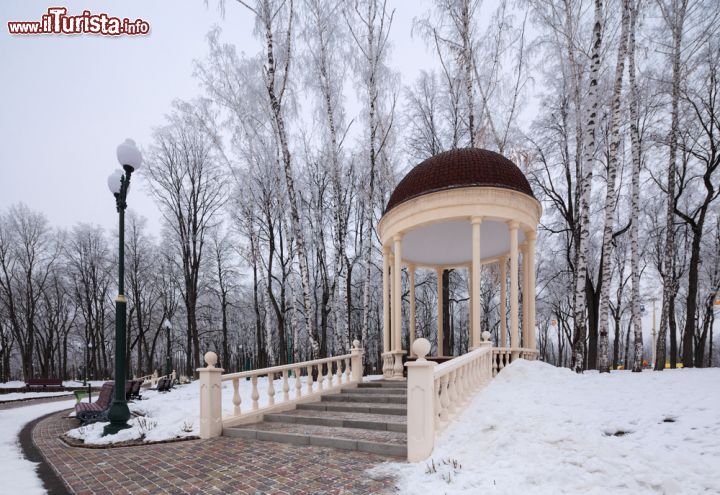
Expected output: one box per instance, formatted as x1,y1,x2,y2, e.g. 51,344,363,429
378,148,542,379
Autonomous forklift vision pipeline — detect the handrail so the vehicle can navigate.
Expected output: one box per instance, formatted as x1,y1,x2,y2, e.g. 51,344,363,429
434,344,492,379
197,340,365,438
221,353,353,381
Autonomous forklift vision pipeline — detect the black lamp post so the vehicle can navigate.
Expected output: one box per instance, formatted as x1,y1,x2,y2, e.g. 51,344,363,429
104,138,142,436
164,319,172,376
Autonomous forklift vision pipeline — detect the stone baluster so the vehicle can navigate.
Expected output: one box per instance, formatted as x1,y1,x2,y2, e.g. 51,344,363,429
232,377,241,416
327,362,334,388
344,358,351,383
267,372,276,406
282,370,290,402
434,379,442,430
449,370,459,413
306,365,313,394
317,365,324,391
295,367,302,398
251,375,259,410
336,360,342,385
439,374,450,425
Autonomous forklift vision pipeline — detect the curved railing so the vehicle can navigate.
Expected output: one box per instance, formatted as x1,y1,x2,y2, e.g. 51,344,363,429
198,341,365,437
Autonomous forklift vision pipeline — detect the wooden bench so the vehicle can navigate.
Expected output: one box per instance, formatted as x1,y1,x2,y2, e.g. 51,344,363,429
25,378,63,389
75,382,114,424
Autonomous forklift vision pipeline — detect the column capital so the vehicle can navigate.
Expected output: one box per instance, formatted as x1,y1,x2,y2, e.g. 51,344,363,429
393,233,403,243
507,220,520,231
525,229,537,241
471,215,483,225
383,244,391,255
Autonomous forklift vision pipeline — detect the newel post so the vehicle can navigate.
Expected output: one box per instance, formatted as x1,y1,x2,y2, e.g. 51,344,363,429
406,338,437,462
198,351,224,439
350,340,364,383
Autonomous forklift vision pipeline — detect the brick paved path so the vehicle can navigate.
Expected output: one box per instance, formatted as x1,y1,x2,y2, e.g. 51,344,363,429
34,410,398,494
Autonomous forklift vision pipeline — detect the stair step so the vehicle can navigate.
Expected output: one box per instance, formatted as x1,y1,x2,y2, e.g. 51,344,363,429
224,421,406,457
297,401,406,416
323,393,406,404
264,409,406,432
341,387,406,395
358,381,407,389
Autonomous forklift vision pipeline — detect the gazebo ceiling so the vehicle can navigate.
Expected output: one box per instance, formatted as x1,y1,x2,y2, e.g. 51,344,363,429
391,219,526,266
385,148,535,213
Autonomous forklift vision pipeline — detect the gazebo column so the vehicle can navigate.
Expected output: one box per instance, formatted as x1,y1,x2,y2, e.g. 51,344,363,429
508,221,519,360
381,246,392,378
436,268,444,357
499,257,507,348
527,231,537,354
521,242,529,349
409,264,416,356
391,235,405,379
470,217,482,349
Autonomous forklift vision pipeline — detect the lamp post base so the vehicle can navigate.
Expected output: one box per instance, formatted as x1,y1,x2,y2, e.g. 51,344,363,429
103,400,132,436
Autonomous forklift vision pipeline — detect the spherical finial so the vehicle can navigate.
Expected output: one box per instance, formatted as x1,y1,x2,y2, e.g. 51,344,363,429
204,351,218,368
482,331,491,342
412,338,431,360
352,339,360,349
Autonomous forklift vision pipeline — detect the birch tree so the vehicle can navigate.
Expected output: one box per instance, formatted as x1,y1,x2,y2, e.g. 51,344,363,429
655,0,688,371
597,0,631,373
346,0,395,347
235,0,321,358
628,0,644,372
572,0,604,373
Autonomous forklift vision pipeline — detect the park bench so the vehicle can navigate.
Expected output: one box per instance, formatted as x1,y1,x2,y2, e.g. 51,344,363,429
25,378,63,389
75,382,114,424
129,379,143,400
155,377,175,393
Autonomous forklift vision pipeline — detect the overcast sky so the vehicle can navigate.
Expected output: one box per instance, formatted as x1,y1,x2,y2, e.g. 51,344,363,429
0,0,441,235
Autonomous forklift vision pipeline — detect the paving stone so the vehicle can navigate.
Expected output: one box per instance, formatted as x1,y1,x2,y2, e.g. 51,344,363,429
32,409,398,494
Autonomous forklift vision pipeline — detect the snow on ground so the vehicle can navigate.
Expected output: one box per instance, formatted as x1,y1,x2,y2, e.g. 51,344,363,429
0,380,108,389
377,360,720,495
67,374,322,445
0,398,76,495
0,392,72,402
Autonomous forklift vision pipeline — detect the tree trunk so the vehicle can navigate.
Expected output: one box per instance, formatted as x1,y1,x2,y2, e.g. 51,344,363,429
628,0,644,372
573,0,604,373
597,0,630,373
655,0,688,371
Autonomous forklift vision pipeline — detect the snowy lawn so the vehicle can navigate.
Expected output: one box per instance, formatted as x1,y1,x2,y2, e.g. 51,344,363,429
0,391,73,402
67,374,318,445
0,380,107,389
377,360,720,495
0,398,76,494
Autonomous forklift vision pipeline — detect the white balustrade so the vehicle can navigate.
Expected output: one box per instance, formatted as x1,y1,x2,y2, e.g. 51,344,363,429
492,347,538,376
198,341,365,434
406,332,494,462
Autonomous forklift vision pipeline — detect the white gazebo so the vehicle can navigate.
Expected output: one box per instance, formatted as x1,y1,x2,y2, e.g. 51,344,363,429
378,148,542,379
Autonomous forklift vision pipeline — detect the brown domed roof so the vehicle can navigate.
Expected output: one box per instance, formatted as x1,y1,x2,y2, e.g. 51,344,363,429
385,148,534,212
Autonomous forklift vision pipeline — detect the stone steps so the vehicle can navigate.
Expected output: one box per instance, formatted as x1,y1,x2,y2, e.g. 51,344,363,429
223,379,408,457
264,409,406,432
224,421,407,457
322,393,407,404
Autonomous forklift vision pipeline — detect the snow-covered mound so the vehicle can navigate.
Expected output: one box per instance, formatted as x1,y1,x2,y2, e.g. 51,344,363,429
67,375,307,445
378,360,720,495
